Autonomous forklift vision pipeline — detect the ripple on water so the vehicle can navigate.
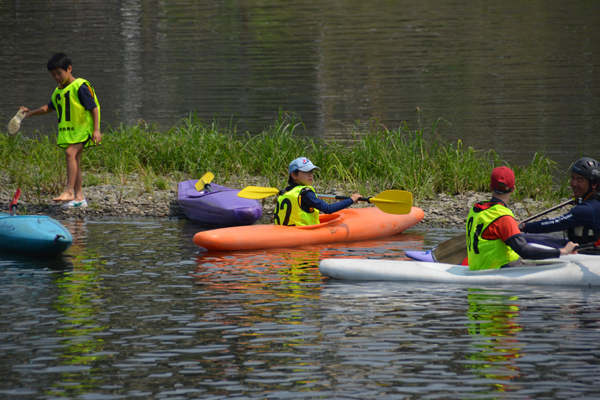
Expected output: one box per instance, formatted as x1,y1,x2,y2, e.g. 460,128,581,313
2,222,600,398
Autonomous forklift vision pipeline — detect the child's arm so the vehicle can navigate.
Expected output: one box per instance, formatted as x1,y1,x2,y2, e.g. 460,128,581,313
78,84,101,145
302,191,361,214
91,107,101,145
20,105,52,119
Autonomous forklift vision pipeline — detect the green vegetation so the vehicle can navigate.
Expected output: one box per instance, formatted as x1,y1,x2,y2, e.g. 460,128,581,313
0,112,571,202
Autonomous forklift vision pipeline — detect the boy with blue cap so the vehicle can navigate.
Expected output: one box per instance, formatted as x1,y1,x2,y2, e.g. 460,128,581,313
274,157,362,226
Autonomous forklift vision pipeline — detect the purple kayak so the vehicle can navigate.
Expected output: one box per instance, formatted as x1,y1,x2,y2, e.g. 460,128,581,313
178,180,262,227
405,249,435,262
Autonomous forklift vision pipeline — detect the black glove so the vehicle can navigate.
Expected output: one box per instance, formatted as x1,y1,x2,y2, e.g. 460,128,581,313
518,222,525,232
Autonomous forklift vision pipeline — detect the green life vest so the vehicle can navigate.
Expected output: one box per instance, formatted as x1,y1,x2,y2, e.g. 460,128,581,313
51,78,100,149
274,185,320,226
466,201,520,270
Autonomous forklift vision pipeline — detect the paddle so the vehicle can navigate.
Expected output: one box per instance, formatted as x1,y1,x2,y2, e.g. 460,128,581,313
432,198,575,264
237,186,412,215
194,172,214,192
431,234,467,264
519,198,574,224
577,237,600,251
9,188,21,216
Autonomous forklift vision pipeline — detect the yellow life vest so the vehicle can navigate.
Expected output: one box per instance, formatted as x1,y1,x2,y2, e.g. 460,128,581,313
466,202,520,270
51,78,100,149
274,185,320,226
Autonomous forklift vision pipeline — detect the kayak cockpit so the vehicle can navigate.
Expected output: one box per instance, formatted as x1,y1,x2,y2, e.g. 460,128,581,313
460,261,570,276
296,213,342,230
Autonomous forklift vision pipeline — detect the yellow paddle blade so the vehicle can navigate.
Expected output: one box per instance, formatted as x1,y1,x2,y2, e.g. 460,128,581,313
195,172,214,191
237,186,280,199
368,190,412,215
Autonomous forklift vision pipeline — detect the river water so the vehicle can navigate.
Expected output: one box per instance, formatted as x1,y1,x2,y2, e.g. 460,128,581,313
2,219,600,399
2,1,600,396
1,0,599,168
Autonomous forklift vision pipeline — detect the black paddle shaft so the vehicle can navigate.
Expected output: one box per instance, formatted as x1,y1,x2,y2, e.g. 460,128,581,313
317,194,370,202
522,198,574,223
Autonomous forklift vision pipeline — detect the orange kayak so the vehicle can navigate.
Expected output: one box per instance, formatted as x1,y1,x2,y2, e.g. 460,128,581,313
193,206,424,251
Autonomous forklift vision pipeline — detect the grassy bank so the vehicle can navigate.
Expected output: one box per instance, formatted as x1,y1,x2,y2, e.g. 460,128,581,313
1,112,570,202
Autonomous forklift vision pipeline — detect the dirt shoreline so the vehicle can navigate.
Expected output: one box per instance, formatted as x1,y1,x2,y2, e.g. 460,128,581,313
0,175,567,228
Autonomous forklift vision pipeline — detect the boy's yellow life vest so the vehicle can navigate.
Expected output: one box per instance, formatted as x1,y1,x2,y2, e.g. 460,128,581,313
51,78,100,149
274,185,320,226
466,202,520,270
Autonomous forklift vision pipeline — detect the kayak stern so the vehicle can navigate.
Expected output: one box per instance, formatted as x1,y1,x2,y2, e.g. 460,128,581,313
0,214,73,255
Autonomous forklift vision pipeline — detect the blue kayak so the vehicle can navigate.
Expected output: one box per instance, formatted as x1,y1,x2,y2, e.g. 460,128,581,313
0,212,73,255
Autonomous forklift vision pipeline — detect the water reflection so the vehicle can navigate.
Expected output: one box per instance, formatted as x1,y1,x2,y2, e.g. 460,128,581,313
120,0,144,122
3,220,600,399
191,235,425,294
465,288,523,392
51,247,107,397
5,221,109,398
2,0,599,166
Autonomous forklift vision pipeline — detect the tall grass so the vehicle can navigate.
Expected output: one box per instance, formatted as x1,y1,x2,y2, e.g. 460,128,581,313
0,111,570,202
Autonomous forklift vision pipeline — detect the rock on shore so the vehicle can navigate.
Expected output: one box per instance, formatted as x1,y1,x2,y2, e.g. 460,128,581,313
0,175,566,228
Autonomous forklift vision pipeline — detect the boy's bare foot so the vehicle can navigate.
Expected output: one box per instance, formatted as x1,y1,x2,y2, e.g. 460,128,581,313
53,192,75,202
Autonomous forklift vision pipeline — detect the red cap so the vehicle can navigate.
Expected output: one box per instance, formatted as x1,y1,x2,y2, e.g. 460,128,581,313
490,166,515,193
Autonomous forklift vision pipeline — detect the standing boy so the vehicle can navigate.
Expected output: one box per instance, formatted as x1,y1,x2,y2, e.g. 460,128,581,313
20,53,101,208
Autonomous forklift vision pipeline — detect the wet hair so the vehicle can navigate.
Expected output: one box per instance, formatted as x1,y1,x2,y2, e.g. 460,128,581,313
47,53,72,72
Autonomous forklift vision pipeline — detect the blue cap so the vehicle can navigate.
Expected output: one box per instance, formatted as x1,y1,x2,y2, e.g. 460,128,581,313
288,157,320,174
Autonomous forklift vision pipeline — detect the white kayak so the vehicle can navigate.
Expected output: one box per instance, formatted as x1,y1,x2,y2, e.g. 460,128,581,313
319,254,600,287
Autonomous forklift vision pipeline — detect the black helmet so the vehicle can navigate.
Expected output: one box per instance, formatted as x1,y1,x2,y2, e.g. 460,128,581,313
571,158,600,184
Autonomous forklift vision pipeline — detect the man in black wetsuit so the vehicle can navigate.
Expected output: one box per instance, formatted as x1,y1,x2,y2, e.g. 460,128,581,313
520,157,600,252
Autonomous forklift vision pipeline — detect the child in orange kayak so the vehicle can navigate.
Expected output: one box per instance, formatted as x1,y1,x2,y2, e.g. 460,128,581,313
274,157,361,226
